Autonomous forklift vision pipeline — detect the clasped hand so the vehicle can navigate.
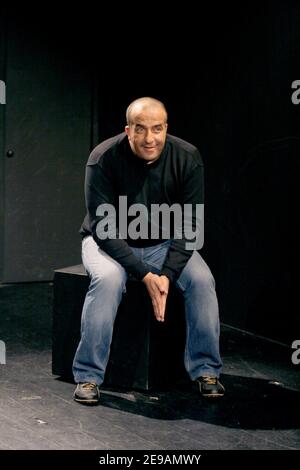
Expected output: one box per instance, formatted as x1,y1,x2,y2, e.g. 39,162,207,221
142,272,170,322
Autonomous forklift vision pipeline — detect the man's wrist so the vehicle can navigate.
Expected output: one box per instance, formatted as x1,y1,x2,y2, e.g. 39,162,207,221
142,272,152,283
160,272,173,283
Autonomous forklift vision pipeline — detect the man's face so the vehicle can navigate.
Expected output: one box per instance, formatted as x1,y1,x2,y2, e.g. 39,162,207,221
125,106,168,163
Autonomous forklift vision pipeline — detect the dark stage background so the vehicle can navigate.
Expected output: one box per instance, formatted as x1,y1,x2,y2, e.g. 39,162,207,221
0,2,298,344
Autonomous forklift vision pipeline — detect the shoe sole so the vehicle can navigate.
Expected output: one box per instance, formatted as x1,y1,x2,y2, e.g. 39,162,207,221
73,397,100,405
198,384,225,398
201,392,224,398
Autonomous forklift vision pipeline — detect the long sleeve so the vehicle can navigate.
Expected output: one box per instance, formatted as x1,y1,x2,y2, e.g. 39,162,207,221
85,163,150,280
160,162,204,283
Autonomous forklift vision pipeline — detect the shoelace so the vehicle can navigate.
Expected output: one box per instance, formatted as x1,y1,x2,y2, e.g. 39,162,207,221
81,382,97,390
201,376,217,385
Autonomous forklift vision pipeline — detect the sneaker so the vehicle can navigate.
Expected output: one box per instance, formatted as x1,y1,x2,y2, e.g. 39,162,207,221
197,376,225,398
73,382,100,405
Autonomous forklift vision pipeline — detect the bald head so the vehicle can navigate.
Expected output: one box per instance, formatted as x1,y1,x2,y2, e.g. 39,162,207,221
125,97,168,163
126,97,168,126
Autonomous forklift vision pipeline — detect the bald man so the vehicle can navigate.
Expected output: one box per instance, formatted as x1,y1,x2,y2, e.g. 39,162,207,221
73,97,224,404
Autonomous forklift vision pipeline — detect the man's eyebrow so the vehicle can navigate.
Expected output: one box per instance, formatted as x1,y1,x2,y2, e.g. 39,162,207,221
135,123,164,128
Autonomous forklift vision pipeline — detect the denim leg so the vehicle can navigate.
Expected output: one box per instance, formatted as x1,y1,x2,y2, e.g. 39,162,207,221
176,251,223,380
72,236,127,385
134,242,222,378
136,240,171,273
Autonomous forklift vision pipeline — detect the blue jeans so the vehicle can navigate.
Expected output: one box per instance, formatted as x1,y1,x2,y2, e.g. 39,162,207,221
72,236,222,385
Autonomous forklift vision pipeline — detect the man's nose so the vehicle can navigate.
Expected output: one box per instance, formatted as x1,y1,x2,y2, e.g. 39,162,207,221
144,129,154,143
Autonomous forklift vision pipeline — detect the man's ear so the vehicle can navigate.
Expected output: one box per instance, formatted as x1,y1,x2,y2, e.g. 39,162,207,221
125,125,129,135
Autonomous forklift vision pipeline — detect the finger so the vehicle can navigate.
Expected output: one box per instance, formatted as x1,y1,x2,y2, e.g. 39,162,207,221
160,296,167,322
152,295,161,321
151,297,158,318
154,295,163,321
153,293,164,321
147,282,160,317
157,295,166,322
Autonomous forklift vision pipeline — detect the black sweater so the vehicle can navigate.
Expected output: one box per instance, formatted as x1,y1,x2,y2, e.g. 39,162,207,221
80,133,204,283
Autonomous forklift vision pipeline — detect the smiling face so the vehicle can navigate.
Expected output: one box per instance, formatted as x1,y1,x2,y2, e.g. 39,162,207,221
125,101,168,163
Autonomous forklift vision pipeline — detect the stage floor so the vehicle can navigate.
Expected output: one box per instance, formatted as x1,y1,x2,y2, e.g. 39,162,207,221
0,283,299,450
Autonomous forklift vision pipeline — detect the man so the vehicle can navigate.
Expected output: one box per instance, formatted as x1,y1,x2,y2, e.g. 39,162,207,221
73,97,224,404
